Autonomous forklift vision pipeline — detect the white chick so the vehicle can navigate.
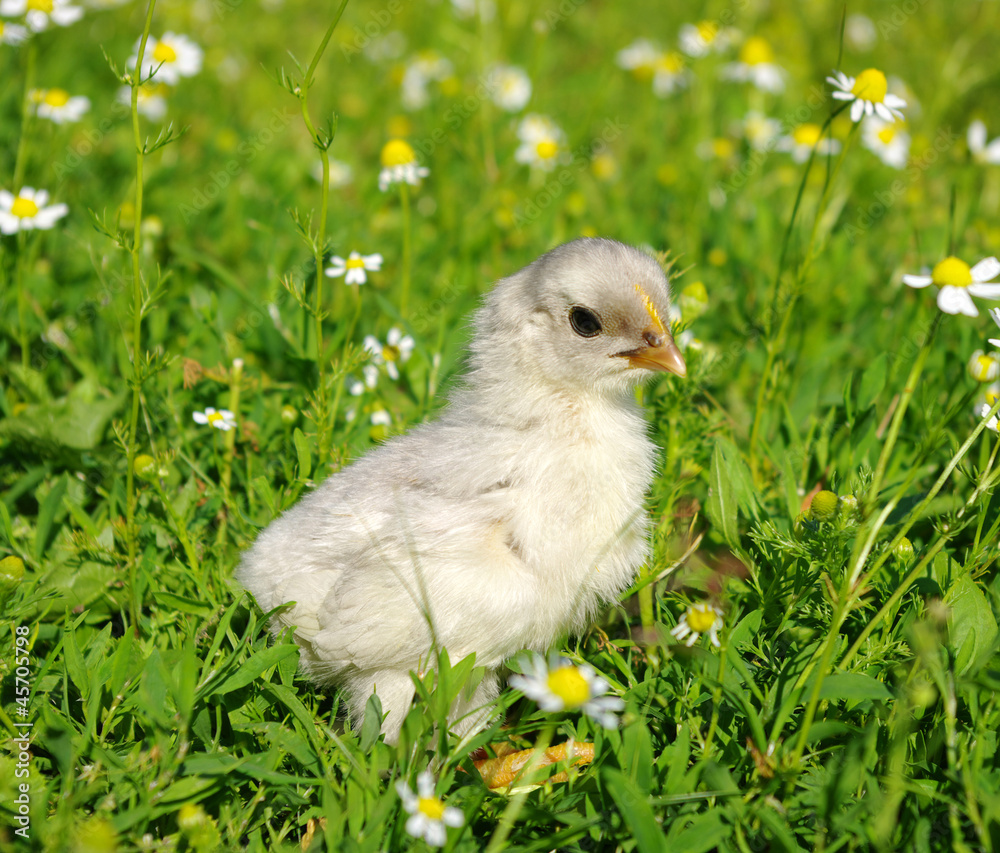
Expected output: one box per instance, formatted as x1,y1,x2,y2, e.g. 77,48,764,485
237,237,686,743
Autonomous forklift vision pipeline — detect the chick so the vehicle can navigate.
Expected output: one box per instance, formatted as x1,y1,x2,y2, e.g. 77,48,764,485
237,237,686,743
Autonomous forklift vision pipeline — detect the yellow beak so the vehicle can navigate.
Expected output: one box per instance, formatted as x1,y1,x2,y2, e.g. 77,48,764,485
626,329,687,377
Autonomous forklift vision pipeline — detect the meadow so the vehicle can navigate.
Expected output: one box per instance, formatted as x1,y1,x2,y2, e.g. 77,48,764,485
2,0,1000,850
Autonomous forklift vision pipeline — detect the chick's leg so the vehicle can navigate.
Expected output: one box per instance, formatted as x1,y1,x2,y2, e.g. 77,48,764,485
347,669,416,744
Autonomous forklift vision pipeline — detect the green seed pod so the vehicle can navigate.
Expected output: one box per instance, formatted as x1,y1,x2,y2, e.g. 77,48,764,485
0,555,25,586
893,536,915,565
134,454,157,479
809,490,839,521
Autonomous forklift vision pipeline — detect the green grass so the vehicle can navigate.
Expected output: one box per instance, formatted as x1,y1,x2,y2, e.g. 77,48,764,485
2,0,1000,850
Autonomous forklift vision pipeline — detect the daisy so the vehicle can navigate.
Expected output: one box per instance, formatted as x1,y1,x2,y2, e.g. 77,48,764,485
378,139,429,191
400,50,453,110
192,407,236,431
131,32,202,85
0,20,29,43
679,20,736,57
775,123,841,163
968,350,1000,383
487,63,531,112
721,36,785,93
902,256,1000,318
616,38,660,81
364,327,414,380
861,116,910,168
979,386,1000,432
827,68,906,123
968,120,1000,166
395,772,464,848
30,88,90,124
670,602,724,648
514,114,566,171
741,111,781,151
116,82,169,121
988,308,1000,347
0,0,82,31
651,51,691,97
325,250,383,285
0,187,68,234
347,365,380,396
510,654,624,729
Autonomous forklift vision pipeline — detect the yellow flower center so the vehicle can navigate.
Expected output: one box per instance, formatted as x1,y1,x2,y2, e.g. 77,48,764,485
792,124,823,146
381,344,400,362
153,41,178,64
972,355,997,381
535,139,559,160
418,797,446,821
696,21,718,42
739,37,773,66
711,138,735,159
11,197,39,219
27,0,53,11
932,256,973,287
546,665,590,709
850,68,888,103
43,88,70,107
207,411,224,426
345,256,366,269
686,605,719,634
381,139,417,168
656,52,685,74
877,125,898,144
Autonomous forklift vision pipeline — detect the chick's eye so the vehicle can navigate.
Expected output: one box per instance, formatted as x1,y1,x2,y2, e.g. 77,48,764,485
569,306,602,338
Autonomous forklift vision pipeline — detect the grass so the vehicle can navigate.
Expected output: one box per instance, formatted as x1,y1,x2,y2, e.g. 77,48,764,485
2,0,1000,850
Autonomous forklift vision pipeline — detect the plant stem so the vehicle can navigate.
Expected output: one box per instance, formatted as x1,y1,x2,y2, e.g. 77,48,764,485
215,359,242,548
124,0,158,632
12,40,37,369
399,181,412,319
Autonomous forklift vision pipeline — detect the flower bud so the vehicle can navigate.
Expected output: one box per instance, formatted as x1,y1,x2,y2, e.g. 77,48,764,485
893,536,914,565
809,490,839,522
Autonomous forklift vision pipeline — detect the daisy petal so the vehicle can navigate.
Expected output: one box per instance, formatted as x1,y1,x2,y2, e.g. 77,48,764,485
902,274,933,288
971,256,1000,282
937,286,978,317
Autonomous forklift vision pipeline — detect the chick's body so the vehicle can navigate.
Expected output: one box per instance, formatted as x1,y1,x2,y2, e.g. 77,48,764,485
237,238,685,742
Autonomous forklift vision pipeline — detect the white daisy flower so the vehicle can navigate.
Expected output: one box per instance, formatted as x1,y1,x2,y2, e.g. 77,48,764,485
0,20,29,43
30,88,90,124
968,350,1000,383
861,116,910,168
487,63,531,112
347,365,379,396
988,308,1000,348
509,653,625,729
0,0,82,31
311,159,352,188
192,407,236,431
679,21,736,57
131,32,202,86
116,82,170,121
774,123,841,163
968,120,1000,166
903,256,1000,318
0,187,68,234
721,36,785,93
370,409,392,427
670,602,724,648
364,327,414,380
378,139,429,191
827,68,906,123
741,111,782,151
395,771,464,848
651,51,691,97
325,250,383,286
979,386,1000,432
400,50,452,110
616,38,660,78
514,114,566,171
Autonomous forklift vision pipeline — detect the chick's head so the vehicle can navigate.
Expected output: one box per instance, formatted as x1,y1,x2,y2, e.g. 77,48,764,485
477,237,686,396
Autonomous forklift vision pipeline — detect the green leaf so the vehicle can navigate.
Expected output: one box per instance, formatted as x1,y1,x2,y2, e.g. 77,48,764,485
293,428,312,480
818,672,892,702
945,573,999,675
209,644,299,696
602,768,668,853
151,591,215,616
705,438,758,546
35,474,69,563
858,352,888,411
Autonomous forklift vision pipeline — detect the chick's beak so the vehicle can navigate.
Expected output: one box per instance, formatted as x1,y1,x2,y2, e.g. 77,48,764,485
627,328,687,377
